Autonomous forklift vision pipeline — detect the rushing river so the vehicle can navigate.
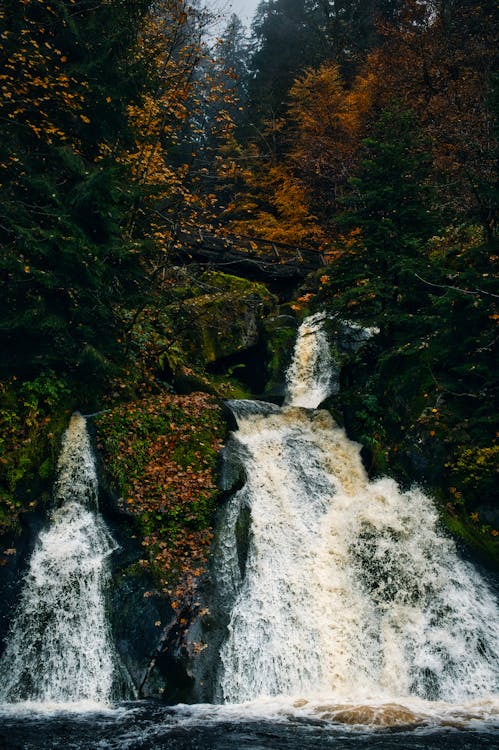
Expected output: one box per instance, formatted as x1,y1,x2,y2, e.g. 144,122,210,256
1,313,498,748
1,699,498,750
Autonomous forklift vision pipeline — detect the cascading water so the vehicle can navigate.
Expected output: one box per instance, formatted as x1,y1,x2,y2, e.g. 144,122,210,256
283,311,336,408
0,414,118,706
215,313,499,709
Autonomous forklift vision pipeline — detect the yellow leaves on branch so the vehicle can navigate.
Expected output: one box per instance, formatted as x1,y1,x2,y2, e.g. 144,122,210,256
288,62,376,185
120,0,238,245
124,0,203,190
228,162,327,249
0,14,89,148
223,60,379,251
289,63,345,136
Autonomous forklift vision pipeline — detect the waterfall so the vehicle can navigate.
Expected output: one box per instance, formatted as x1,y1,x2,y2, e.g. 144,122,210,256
215,314,499,705
0,414,118,706
284,311,335,408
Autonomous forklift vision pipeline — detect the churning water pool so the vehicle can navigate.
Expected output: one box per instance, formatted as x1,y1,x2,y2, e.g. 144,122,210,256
1,699,499,750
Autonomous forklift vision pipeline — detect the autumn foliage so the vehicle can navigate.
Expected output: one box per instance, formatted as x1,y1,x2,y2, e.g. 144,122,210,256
96,392,225,606
122,0,241,256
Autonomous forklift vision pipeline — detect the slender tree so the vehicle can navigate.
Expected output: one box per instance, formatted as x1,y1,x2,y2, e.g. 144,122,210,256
247,0,324,120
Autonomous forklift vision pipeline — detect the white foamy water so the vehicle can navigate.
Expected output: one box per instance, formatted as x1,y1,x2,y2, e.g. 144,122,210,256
284,311,335,408
215,313,499,718
172,694,499,730
0,414,118,705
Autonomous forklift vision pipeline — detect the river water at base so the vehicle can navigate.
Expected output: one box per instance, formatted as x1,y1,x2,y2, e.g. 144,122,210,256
1,699,498,750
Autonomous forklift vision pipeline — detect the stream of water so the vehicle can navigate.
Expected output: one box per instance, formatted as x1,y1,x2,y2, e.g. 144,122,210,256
0,414,118,706
216,313,499,705
0,313,498,748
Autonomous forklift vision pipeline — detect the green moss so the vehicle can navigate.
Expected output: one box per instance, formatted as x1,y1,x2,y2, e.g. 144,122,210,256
441,507,499,565
178,272,276,365
199,271,271,297
262,315,298,397
96,391,226,599
0,373,74,533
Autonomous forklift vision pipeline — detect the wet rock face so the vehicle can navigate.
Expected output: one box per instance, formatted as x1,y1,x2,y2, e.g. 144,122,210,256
0,510,46,659
106,537,166,697
94,391,228,704
105,513,201,703
262,314,299,399
98,480,173,700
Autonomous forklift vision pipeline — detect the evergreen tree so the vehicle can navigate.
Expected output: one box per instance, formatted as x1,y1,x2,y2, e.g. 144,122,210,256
218,13,250,105
374,0,498,239
324,105,438,320
349,106,436,256
247,0,324,120
0,0,151,385
310,0,404,79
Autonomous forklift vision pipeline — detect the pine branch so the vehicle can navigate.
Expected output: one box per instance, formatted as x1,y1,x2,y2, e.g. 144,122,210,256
415,273,499,299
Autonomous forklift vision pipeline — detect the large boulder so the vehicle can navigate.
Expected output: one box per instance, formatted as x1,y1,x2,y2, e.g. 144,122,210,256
179,272,276,365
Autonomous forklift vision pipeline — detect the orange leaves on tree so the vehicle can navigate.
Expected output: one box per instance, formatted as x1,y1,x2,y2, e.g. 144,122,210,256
229,164,325,249
369,1,498,235
287,61,377,216
0,9,90,151
222,59,379,254
122,0,238,250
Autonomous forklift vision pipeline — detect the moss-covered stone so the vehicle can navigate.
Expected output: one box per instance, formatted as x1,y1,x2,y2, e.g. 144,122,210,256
0,374,75,536
96,391,226,602
179,271,276,365
262,314,299,399
94,389,230,700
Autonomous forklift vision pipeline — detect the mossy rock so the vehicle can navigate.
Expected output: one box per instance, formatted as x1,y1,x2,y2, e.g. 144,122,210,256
262,314,299,399
179,272,276,365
